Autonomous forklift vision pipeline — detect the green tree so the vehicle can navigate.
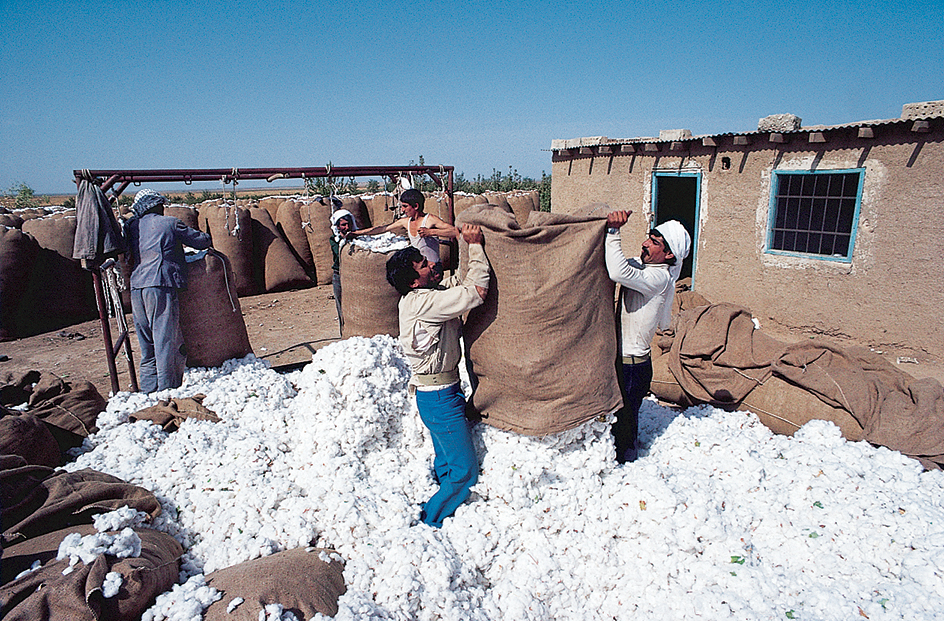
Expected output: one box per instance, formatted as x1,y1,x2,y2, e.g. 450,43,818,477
5,182,47,210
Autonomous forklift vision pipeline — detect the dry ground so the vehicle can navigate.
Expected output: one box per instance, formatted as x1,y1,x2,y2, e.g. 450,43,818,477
1,284,343,398
1,284,942,400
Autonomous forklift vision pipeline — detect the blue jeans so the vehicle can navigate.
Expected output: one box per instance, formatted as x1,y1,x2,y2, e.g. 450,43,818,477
132,287,186,393
415,383,478,527
613,359,653,463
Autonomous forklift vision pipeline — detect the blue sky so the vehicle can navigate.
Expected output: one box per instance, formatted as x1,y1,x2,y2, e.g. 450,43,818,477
1,0,941,194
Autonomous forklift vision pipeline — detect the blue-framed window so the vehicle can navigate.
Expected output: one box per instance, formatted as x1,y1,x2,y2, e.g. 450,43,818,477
767,169,864,261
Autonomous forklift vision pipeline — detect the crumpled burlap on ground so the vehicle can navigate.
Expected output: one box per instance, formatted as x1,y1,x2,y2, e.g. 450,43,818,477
665,303,786,406
129,394,219,432
204,547,346,620
773,343,944,468
659,302,944,469
1,464,161,546
0,525,182,621
1,373,107,463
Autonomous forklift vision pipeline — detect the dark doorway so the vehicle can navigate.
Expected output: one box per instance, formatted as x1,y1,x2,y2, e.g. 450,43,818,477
652,173,699,282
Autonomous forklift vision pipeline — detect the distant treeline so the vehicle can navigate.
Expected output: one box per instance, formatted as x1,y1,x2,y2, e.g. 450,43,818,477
4,165,552,213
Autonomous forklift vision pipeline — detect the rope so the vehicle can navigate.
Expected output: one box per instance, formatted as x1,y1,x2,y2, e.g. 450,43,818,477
733,368,766,385
101,262,133,366
739,400,802,430
212,249,238,313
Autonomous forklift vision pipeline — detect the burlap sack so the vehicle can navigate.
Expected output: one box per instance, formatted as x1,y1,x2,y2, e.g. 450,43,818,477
506,190,536,224
649,353,695,408
339,195,371,232
424,192,453,222
249,207,313,292
179,251,253,368
339,244,401,339
22,213,77,259
0,227,37,340
0,213,24,228
0,526,182,621
2,467,161,546
28,380,105,438
453,193,487,220
1,523,99,585
129,395,220,432
0,370,41,407
482,191,511,214
258,196,284,222
274,199,316,280
15,242,97,338
299,199,333,285
773,343,944,466
164,204,200,230
458,205,622,436
666,304,786,406
15,208,49,222
204,547,346,620
739,376,865,441
27,374,69,405
201,203,257,296
364,193,397,229
0,414,61,468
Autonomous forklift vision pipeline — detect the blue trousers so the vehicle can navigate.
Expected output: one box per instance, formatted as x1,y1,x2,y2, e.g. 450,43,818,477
613,359,653,463
415,383,478,528
132,287,186,394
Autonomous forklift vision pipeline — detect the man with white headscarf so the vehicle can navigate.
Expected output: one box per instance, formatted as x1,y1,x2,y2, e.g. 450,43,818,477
605,210,691,463
329,207,357,335
125,189,211,393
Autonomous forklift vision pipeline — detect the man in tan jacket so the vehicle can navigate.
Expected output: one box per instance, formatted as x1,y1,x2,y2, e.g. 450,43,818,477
385,224,490,527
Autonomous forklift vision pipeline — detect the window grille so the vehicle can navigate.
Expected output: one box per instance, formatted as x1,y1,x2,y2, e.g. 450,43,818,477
769,171,863,259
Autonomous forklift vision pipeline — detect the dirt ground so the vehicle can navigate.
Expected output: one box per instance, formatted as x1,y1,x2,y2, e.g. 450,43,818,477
0,284,344,398
1,284,942,400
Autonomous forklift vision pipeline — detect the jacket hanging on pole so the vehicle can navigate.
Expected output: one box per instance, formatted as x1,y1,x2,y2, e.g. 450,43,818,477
72,178,126,262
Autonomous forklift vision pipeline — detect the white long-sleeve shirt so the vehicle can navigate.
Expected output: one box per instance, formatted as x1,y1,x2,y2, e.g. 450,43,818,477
604,229,673,358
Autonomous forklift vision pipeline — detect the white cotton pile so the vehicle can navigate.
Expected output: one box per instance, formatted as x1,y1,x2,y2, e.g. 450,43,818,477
261,603,300,621
142,574,221,621
102,571,123,598
65,336,944,621
57,528,142,571
14,560,41,581
227,597,245,613
93,506,151,532
349,232,409,253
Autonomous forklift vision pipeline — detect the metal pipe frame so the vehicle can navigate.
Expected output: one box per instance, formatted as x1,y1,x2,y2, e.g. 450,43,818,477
75,165,455,219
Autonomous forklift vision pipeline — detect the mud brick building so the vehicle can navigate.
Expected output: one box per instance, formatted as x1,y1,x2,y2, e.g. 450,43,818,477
550,100,944,361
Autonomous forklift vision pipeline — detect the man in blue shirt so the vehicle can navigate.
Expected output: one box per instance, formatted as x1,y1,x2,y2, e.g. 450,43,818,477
125,189,211,393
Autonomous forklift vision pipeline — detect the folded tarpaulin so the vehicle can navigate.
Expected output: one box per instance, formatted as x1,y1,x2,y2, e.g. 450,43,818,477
72,178,126,262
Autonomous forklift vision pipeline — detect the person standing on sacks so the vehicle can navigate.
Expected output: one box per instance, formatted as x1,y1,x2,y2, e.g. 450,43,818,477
125,189,212,393
385,224,491,528
605,210,691,463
